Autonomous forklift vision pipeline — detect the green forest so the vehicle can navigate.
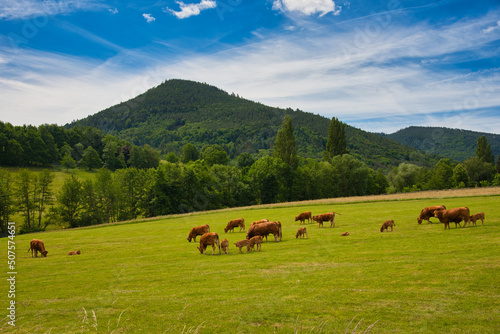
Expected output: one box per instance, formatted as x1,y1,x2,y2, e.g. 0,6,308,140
1,79,499,235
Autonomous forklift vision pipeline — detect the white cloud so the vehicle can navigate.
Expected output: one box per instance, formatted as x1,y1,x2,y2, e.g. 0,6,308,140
143,13,156,23
166,0,216,19
483,20,500,33
0,0,107,20
108,8,118,15
272,0,341,17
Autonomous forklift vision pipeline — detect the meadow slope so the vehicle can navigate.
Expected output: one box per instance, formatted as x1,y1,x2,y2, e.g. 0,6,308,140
1,190,499,333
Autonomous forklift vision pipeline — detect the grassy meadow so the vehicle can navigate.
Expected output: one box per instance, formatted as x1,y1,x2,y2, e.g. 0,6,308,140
1,193,499,333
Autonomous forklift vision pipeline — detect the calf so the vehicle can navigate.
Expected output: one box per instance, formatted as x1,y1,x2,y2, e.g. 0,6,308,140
313,212,340,228
68,250,81,255
246,236,263,252
197,232,221,255
295,211,312,224
28,239,48,257
434,207,470,230
380,220,395,232
221,239,229,254
187,224,210,242
469,212,485,226
295,227,308,239
341,232,350,236
224,218,245,233
234,239,250,253
417,205,446,224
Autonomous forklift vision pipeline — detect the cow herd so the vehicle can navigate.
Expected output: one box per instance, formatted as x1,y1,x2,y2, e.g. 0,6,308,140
26,205,487,259
187,211,349,255
188,206,487,255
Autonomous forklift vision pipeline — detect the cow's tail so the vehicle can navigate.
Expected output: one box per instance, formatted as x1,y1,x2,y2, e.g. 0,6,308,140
207,224,210,232
335,212,342,215
215,233,220,254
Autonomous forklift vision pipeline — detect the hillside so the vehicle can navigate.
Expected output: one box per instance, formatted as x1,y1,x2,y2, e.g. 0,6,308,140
384,126,500,162
68,79,441,169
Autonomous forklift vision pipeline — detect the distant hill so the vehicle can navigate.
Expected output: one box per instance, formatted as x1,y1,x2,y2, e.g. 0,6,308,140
67,79,441,169
384,126,500,162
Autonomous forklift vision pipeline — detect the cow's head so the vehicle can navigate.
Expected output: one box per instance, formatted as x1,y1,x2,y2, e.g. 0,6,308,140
380,227,384,232
42,250,48,257
224,227,228,233
76,250,81,255
197,245,205,254
186,237,192,242
417,218,422,224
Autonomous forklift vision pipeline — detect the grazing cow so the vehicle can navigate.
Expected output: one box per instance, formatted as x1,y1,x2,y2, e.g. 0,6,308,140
187,224,210,242
434,207,470,230
221,239,229,254
469,212,485,226
380,220,395,232
224,218,245,233
251,219,269,226
313,212,340,228
295,227,308,239
295,211,312,224
417,205,446,224
28,239,48,257
247,236,263,252
341,232,350,236
68,250,81,255
234,239,251,253
197,232,221,255
246,221,282,242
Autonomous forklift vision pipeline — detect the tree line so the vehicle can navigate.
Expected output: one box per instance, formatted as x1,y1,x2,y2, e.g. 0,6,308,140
0,121,159,170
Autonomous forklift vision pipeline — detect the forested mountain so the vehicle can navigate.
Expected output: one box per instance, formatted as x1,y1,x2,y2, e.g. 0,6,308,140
68,79,440,169
384,126,500,162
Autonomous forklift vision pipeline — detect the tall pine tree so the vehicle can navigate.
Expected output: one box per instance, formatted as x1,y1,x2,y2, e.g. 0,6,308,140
324,117,348,162
274,115,298,169
476,136,494,163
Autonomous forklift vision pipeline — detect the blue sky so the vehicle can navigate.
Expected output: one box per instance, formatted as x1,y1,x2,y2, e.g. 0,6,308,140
0,0,499,134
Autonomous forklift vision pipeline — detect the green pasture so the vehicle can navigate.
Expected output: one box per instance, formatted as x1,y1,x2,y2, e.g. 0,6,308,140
2,195,499,333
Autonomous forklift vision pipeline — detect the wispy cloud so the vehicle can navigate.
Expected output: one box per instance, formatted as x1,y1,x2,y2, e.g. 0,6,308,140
143,13,155,23
272,0,341,17
166,0,216,19
483,20,500,33
0,0,108,20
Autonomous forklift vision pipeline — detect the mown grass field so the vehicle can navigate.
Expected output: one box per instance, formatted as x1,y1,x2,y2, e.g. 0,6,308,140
1,193,499,333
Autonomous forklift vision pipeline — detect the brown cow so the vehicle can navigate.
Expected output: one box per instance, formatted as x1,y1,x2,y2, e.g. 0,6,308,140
380,220,395,232
246,236,263,252
341,232,349,236
28,239,48,257
221,239,229,254
417,205,446,224
469,212,485,226
187,224,210,242
295,227,308,239
313,212,340,228
434,207,470,230
224,218,245,233
295,211,312,224
247,221,282,242
234,239,251,253
197,232,221,255
68,250,81,255
250,219,269,226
